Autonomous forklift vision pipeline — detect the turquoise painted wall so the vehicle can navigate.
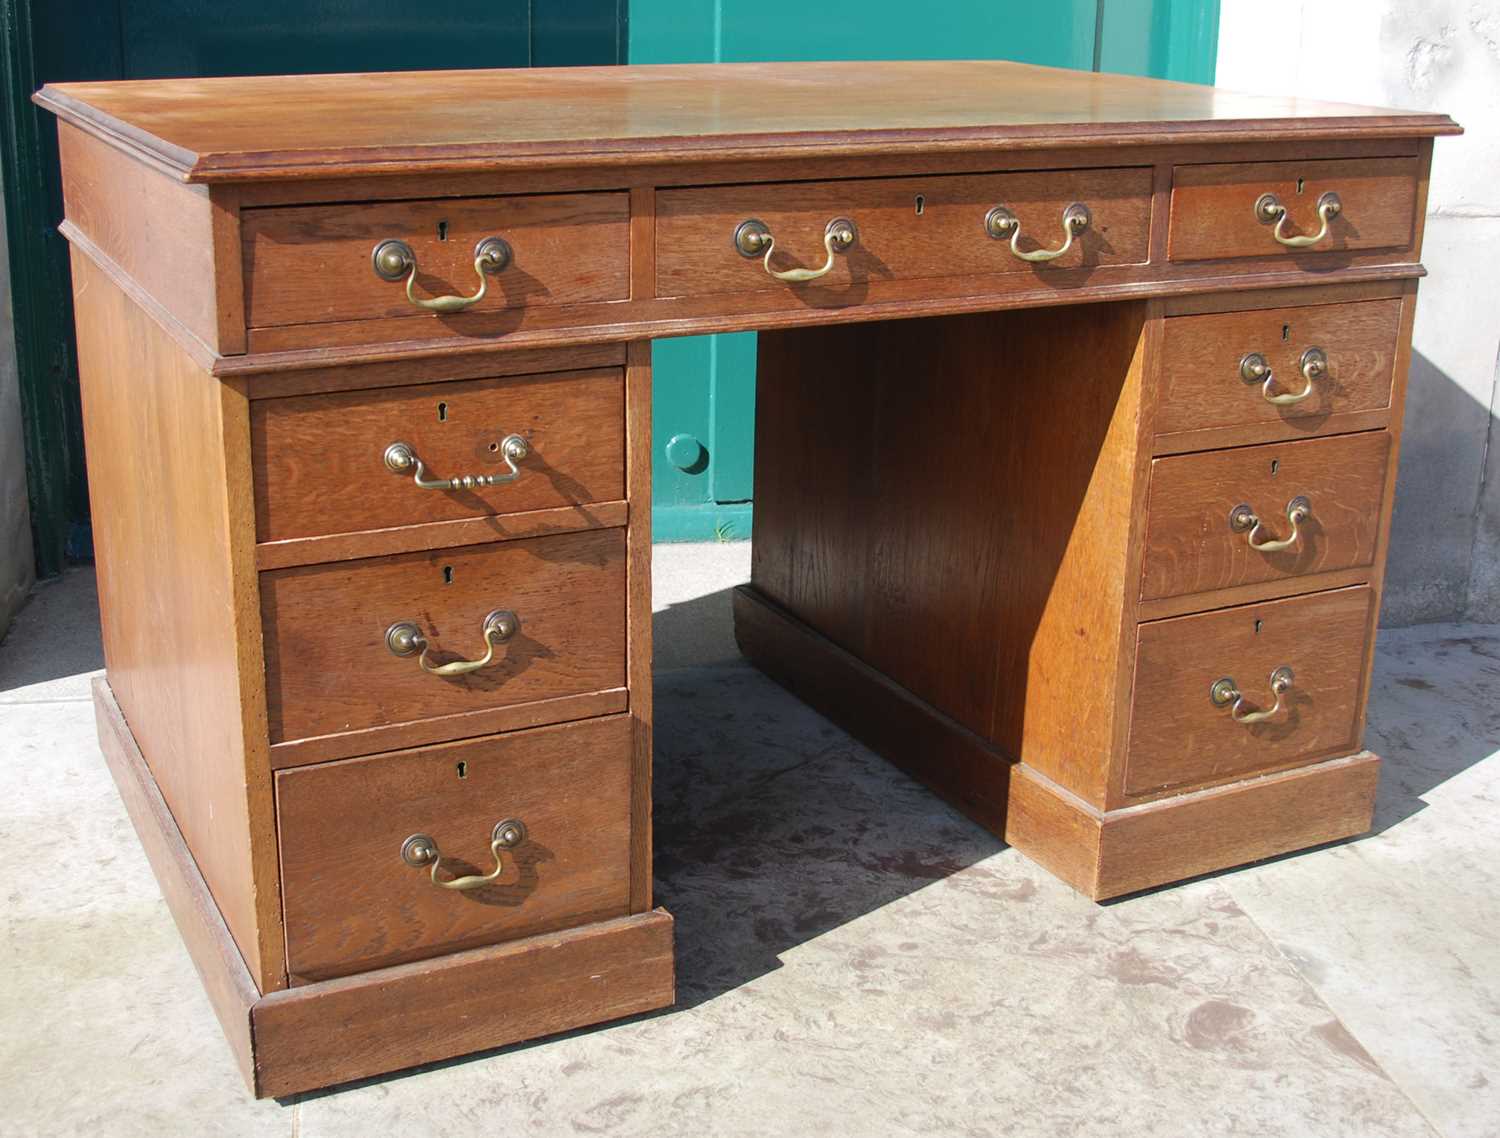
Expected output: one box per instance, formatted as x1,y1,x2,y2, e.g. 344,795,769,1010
631,0,1219,540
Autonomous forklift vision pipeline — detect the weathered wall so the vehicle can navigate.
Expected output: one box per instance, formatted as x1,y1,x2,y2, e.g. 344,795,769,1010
0,184,36,637
1218,0,1500,625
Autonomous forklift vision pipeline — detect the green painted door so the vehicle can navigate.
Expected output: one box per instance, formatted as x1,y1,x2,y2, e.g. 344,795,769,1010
631,0,1219,540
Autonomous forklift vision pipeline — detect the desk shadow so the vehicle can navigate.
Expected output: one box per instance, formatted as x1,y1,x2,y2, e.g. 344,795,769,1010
651,587,1010,1010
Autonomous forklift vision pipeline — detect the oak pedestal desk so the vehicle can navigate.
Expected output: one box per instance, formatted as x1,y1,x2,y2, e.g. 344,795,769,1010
35,62,1458,1097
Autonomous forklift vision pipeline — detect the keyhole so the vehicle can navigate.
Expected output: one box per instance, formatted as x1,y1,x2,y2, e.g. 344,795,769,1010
1282,324,1290,342
437,220,449,241
456,761,467,779
914,194,925,215
1271,459,1280,476
442,565,454,584
437,401,448,422
1296,177,1305,194
1254,619,1263,634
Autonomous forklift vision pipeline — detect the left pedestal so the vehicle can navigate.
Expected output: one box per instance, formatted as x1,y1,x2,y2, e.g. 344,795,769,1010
95,677,675,1098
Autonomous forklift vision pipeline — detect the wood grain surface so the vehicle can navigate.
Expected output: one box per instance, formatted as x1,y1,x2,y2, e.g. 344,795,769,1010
251,366,624,541
655,168,1151,298
276,715,632,983
1169,157,1420,261
733,585,1015,834
254,501,629,572
752,304,1148,804
1007,751,1380,899
71,253,284,991
251,910,674,1098
1125,585,1373,797
58,121,240,353
261,528,626,744
1156,298,1401,438
1140,430,1389,600
243,192,629,328
624,341,654,913
34,62,1458,184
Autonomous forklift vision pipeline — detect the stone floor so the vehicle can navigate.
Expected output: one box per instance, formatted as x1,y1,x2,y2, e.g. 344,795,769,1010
1,545,1496,1137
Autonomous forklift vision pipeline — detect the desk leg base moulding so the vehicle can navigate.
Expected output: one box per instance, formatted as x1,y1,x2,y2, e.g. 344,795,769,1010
95,677,676,1099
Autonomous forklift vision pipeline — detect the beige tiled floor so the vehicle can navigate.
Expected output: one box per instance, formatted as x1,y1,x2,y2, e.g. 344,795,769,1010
1,550,1495,1137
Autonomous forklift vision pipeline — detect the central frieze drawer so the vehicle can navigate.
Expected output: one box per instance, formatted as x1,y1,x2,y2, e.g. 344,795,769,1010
242,192,631,329
277,715,633,983
1140,431,1389,601
261,529,627,747
655,168,1152,298
251,367,625,541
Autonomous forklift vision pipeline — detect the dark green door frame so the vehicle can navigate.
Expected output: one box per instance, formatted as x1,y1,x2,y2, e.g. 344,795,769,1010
1,0,87,578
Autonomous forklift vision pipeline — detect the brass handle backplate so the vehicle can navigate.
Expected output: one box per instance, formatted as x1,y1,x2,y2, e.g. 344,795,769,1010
1211,666,1294,725
733,217,857,282
372,236,512,312
401,819,528,891
1229,496,1311,553
1239,347,1327,406
384,434,529,490
985,202,1091,262
386,609,519,677
1255,191,1342,248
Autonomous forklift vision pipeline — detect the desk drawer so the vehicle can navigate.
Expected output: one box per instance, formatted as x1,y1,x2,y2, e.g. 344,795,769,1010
1169,157,1419,262
656,168,1151,299
262,529,626,747
277,714,632,983
1140,432,1388,602
242,192,630,329
252,367,625,542
1156,299,1402,438
1125,586,1372,797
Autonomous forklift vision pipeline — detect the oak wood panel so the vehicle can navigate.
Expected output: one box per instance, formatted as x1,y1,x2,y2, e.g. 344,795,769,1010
277,716,632,983
752,304,1147,805
1007,752,1379,899
255,501,629,571
733,586,1014,834
34,62,1458,184
56,121,237,354
625,341,654,912
1159,277,1408,317
1141,430,1389,600
223,137,1427,211
242,192,630,329
251,910,675,1098
251,367,624,541
656,168,1151,298
1170,157,1420,261
1156,299,1401,438
93,678,260,1083
1135,565,1375,623
71,252,284,992
1098,752,1380,898
261,528,626,744
269,689,627,770
235,256,1427,362
1125,585,1373,797
242,342,625,400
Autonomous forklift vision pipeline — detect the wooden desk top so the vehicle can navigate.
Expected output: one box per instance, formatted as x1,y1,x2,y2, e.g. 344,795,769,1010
35,60,1460,184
